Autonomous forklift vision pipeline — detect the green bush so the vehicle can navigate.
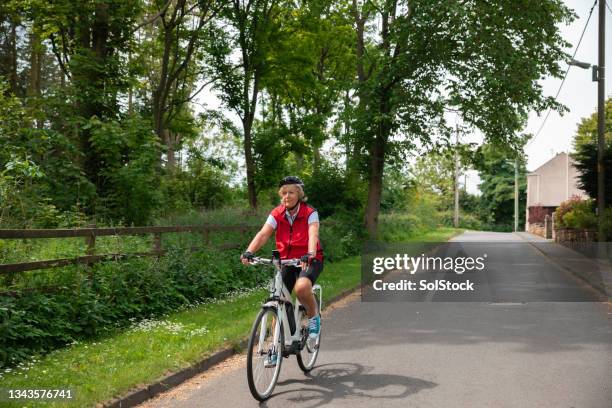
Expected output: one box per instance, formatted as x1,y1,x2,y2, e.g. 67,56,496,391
555,196,596,229
158,160,234,218
379,212,435,242
303,162,366,218
0,247,270,369
319,211,365,261
438,211,484,230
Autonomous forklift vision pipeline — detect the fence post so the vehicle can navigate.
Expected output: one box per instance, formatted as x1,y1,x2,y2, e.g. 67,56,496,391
153,233,162,256
84,230,96,281
202,228,210,248
85,231,96,256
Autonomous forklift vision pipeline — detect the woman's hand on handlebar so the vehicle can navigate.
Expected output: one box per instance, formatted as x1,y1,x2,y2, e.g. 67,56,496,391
300,253,315,270
241,250,255,265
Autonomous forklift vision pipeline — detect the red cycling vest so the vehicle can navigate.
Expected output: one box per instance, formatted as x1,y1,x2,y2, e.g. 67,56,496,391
270,203,323,262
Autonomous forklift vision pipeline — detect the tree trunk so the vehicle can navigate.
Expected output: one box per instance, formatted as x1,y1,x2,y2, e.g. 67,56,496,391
243,118,257,209
163,129,176,170
28,30,43,128
364,135,385,238
313,146,321,169
8,18,17,95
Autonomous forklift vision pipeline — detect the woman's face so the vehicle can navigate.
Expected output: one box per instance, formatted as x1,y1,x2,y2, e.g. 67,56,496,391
280,185,300,209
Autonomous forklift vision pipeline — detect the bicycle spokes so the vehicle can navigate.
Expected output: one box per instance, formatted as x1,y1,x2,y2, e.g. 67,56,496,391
247,307,284,401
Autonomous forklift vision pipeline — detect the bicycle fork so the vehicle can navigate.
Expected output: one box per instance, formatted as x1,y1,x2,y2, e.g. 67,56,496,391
258,307,282,356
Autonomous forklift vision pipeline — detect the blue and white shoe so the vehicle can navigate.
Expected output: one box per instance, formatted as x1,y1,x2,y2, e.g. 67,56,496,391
264,352,278,367
308,315,320,339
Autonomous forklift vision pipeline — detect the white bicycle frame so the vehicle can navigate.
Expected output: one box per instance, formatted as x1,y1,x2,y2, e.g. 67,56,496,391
252,257,322,351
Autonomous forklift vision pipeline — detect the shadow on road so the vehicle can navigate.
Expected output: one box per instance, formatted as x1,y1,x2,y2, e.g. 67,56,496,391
260,362,436,407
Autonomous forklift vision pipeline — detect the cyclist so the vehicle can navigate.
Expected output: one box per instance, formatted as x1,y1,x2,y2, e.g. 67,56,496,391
241,176,323,365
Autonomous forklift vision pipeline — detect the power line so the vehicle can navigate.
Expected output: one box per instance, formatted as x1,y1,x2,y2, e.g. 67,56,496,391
527,0,598,148
607,1,612,15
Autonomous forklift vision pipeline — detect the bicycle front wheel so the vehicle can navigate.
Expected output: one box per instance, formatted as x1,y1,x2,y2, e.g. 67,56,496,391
246,307,284,401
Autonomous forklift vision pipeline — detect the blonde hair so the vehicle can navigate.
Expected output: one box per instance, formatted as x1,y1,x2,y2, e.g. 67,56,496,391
278,184,307,202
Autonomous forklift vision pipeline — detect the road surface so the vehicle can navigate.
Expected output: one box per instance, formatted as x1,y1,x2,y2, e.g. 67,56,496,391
140,231,612,408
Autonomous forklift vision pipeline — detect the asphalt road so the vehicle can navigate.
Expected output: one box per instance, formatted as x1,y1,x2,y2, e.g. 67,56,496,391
141,231,612,408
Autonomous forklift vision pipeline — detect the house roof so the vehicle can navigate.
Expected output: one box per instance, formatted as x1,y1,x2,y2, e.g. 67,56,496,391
528,152,573,175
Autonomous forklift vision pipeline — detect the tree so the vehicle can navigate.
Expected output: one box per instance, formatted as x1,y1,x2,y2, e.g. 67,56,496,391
261,0,355,170
349,0,573,237
141,0,223,170
571,98,612,206
205,0,285,209
27,0,142,193
473,143,527,229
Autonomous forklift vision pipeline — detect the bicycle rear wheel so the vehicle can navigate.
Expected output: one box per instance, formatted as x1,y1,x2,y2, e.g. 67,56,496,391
296,294,321,373
246,307,284,401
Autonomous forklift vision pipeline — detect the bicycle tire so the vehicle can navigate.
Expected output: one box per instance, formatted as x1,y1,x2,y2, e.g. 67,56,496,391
246,306,284,401
296,293,321,373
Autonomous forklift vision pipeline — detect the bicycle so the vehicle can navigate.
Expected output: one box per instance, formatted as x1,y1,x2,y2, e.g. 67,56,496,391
245,250,322,401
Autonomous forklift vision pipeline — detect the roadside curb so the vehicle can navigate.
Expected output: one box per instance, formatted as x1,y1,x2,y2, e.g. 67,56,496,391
102,284,363,408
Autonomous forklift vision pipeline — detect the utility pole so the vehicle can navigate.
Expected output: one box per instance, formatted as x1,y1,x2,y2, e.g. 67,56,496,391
514,159,519,232
568,2,606,241
454,123,460,228
597,0,606,241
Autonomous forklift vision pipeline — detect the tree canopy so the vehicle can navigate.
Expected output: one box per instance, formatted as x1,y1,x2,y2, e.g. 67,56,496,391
0,0,575,236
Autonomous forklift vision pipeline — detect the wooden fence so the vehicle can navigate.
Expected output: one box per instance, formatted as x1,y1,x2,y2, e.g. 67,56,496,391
0,225,259,275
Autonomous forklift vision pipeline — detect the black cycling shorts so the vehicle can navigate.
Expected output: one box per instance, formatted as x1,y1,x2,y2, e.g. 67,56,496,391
281,259,323,293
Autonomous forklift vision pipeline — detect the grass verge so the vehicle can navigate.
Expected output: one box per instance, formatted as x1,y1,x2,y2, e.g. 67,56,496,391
0,227,462,407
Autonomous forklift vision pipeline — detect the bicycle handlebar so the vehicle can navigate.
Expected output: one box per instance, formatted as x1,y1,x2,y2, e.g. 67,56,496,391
249,257,301,267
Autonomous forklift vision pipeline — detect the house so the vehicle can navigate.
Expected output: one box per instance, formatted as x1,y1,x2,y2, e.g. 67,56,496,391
525,152,587,235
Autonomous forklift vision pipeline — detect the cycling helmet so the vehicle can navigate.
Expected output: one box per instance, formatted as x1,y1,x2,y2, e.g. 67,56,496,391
279,176,305,189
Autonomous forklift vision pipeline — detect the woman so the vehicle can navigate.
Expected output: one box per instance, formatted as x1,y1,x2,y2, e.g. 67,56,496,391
241,176,323,346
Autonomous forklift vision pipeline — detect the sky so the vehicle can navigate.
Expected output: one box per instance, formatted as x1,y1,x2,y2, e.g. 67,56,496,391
524,0,611,171
460,0,612,194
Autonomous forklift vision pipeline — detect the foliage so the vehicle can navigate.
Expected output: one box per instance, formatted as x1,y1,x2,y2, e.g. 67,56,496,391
158,157,234,215
348,0,573,236
0,247,266,368
473,143,527,229
438,210,484,231
528,204,549,225
571,98,612,206
304,161,366,218
378,212,437,243
319,211,365,262
554,195,596,229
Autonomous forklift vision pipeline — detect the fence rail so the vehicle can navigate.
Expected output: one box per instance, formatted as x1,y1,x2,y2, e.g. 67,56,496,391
0,224,258,274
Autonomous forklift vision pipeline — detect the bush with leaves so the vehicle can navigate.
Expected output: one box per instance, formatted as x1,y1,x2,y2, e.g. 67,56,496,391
554,195,596,229
303,162,366,218
528,204,549,224
0,245,272,368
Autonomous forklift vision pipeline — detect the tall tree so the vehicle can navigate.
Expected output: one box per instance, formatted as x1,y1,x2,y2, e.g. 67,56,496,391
261,0,355,170
572,98,612,205
205,0,284,209
0,2,23,96
474,143,527,229
140,0,223,170
350,0,573,237
30,0,142,190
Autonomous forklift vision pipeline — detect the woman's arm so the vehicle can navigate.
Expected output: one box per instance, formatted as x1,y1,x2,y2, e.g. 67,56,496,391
307,222,319,255
246,223,275,254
